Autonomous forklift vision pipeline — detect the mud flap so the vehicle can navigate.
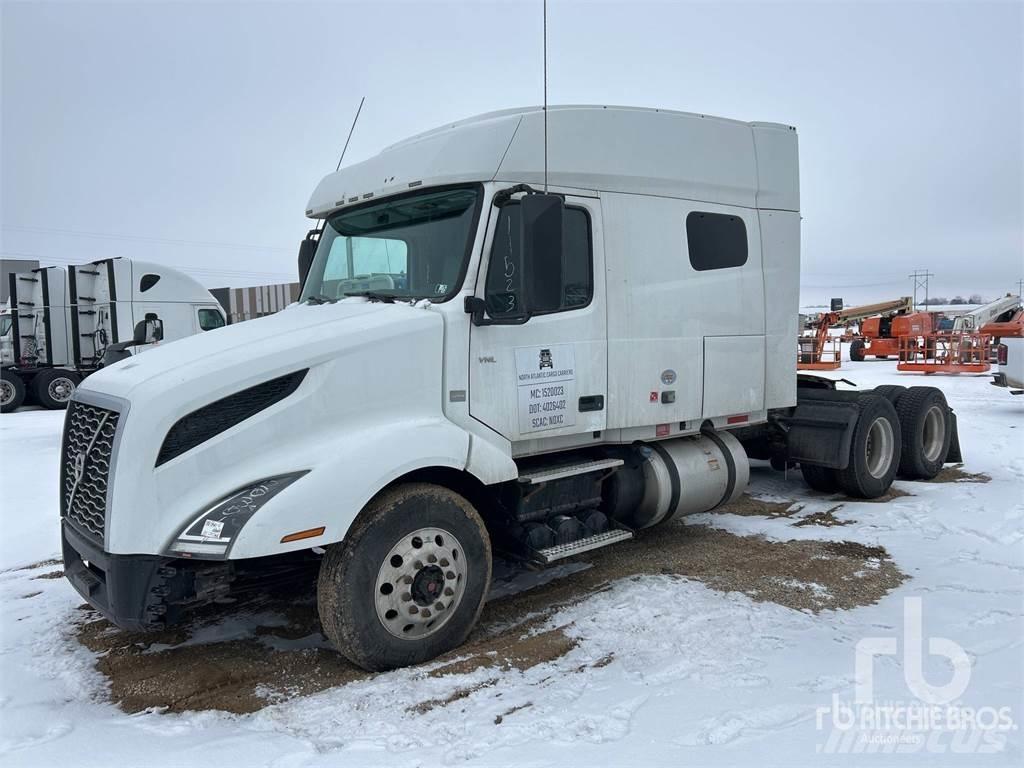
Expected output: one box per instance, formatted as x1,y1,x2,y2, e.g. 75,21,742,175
945,408,962,463
779,401,860,470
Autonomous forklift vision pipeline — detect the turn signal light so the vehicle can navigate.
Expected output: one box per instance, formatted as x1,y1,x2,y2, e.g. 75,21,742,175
281,526,326,543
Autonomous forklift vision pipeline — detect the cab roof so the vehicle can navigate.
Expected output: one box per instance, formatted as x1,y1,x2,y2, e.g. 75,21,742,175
306,105,799,218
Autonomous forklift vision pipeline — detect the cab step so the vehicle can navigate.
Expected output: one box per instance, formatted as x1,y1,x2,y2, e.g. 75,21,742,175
518,457,623,485
534,528,634,563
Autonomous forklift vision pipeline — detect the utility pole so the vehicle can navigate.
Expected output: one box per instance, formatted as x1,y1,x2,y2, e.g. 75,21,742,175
1016,278,1023,298
909,269,934,310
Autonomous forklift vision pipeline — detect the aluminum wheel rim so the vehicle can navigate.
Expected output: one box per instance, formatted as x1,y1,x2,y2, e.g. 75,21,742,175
375,526,467,640
922,405,946,463
0,380,13,407
48,377,76,403
865,417,895,479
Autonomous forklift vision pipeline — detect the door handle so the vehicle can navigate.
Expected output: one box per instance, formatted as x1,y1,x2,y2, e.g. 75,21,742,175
578,395,605,412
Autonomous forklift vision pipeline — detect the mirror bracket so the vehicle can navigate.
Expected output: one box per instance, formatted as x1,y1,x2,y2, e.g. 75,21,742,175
464,296,529,327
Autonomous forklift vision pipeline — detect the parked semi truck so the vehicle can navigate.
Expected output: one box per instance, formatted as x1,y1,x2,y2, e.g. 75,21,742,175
1,258,225,412
60,106,961,671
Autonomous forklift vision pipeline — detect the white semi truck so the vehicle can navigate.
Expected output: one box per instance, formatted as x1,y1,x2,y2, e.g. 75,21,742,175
1,258,225,412
60,106,961,671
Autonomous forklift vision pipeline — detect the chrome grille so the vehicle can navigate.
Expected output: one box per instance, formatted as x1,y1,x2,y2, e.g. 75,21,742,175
61,401,120,543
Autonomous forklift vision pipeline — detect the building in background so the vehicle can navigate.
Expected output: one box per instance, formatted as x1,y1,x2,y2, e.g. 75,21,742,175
211,281,300,324
1,258,40,303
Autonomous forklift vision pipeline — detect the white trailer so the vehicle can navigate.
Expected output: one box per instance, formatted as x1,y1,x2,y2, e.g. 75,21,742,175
1,258,225,412
60,106,961,670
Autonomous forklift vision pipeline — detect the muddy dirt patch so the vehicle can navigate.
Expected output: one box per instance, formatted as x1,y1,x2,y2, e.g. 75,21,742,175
794,506,851,527
713,494,856,524
923,466,991,484
74,520,905,716
32,569,64,580
715,495,800,519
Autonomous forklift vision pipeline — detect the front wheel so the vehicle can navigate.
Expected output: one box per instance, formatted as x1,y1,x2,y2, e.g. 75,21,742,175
317,483,492,671
850,339,866,362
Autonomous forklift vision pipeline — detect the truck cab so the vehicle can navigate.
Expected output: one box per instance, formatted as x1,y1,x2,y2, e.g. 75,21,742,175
60,106,959,671
1,258,225,412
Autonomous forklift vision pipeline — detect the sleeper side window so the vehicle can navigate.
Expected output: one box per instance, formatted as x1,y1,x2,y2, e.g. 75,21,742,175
686,211,748,271
485,203,593,318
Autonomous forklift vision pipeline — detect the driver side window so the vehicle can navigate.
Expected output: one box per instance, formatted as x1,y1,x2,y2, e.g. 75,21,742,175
484,203,593,318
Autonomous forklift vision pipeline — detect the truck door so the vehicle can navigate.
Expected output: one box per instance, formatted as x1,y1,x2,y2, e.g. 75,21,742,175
469,194,607,443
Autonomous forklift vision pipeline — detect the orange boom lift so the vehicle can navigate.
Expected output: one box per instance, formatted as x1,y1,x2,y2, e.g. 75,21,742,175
797,297,931,369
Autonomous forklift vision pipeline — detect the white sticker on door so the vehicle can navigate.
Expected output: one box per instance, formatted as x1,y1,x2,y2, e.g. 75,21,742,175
515,344,576,433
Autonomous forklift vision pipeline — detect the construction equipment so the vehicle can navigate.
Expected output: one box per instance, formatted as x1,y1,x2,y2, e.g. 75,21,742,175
797,297,928,368
895,295,1022,375
897,332,992,374
975,295,1023,338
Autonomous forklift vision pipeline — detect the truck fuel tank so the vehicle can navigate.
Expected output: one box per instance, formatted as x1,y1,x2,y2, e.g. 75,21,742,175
605,432,749,529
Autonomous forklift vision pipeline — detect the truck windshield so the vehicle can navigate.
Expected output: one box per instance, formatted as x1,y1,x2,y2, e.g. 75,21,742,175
300,186,481,303
0,316,10,337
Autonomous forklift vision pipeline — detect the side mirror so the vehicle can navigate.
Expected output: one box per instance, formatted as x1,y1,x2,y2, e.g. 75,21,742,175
132,317,164,345
298,230,320,289
520,194,563,314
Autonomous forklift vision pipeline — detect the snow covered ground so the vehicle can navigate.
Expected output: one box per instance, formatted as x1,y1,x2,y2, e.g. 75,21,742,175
1,358,1021,767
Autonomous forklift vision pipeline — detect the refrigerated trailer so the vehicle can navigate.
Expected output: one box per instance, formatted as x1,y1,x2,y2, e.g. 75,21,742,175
60,106,961,670
1,258,225,412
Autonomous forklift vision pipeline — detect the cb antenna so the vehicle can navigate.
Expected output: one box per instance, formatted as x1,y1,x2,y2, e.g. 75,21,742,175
336,96,366,172
542,0,549,192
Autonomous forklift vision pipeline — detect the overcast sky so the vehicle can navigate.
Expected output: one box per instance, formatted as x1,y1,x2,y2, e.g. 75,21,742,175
2,0,1021,305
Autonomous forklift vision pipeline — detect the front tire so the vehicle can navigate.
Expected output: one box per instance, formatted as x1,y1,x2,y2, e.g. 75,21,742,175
850,339,866,362
0,371,25,413
837,395,902,499
317,483,492,671
30,369,79,410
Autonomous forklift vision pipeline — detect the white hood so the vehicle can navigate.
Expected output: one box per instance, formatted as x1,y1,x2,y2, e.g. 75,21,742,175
80,299,432,401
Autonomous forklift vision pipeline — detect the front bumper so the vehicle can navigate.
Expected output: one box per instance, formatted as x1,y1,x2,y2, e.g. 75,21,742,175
62,521,320,631
61,522,198,631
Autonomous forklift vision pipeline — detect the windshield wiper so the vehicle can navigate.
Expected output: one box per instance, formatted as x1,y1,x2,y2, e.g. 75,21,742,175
344,290,397,304
304,294,333,305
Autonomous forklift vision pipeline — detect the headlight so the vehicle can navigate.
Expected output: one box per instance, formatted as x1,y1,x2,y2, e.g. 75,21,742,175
167,472,307,559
